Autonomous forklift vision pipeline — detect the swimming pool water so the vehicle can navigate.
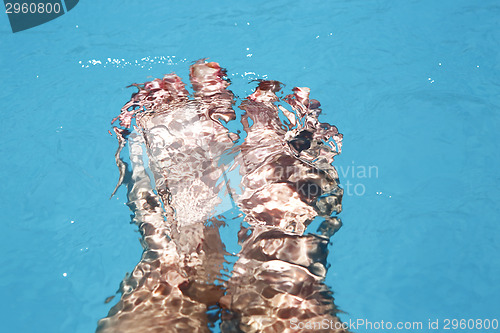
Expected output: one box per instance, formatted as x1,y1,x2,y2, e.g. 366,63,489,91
1,1,499,332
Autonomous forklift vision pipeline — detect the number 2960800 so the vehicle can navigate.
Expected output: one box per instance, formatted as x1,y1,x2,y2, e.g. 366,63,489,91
443,318,498,330
5,2,62,14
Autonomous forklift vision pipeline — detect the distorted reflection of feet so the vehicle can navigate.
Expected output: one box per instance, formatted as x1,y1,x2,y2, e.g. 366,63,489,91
97,60,346,333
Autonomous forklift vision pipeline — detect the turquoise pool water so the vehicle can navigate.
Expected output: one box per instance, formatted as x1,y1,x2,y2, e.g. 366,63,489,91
1,1,499,332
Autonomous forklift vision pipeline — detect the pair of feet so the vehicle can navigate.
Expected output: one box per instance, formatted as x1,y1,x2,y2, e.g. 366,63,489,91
98,60,345,332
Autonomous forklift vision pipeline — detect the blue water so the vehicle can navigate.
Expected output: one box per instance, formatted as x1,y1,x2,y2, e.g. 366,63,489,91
1,1,499,332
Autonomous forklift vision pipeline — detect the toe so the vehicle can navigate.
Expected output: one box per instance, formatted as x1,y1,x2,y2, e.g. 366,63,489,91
189,60,236,123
